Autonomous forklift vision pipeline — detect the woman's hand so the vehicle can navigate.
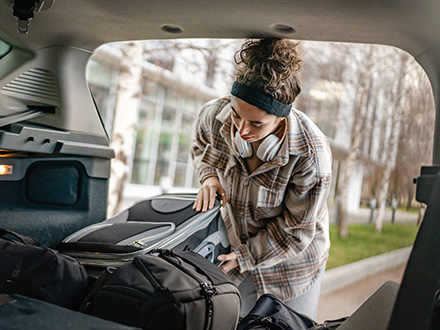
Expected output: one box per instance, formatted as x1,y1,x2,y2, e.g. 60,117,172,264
193,176,228,212
218,251,238,273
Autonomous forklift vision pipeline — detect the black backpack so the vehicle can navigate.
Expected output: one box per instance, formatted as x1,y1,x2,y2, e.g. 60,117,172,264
0,229,89,310
81,249,241,330
238,294,317,330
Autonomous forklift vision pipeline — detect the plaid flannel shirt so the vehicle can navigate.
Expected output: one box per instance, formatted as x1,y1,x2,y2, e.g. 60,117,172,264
191,97,332,301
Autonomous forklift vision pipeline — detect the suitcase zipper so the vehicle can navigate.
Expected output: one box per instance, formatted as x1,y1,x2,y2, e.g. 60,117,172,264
133,257,181,307
156,250,217,330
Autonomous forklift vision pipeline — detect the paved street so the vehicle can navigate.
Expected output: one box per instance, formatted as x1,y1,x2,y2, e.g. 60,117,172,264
317,262,406,323
328,204,419,225
317,206,418,323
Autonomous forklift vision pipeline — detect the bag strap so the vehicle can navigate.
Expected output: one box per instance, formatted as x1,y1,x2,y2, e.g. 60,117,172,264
0,228,39,245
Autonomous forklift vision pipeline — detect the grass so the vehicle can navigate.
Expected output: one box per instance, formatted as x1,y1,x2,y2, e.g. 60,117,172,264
326,223,419,270
396,206,419,213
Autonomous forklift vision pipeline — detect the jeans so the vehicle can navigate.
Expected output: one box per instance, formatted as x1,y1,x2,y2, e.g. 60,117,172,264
238,263,326,320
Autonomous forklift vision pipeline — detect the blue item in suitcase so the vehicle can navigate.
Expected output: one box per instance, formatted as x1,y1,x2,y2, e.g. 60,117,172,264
57,194,229,267
0,294,140,330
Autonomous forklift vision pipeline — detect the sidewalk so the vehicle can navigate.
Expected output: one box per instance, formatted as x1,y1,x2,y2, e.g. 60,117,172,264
328,205,419,224
317,263,406,323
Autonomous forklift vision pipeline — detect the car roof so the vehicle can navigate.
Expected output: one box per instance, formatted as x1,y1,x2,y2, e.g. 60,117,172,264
0,0,438,56
0,0,439,162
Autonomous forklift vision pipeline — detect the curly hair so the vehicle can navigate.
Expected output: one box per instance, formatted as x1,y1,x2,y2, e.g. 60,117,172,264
234,38,302,104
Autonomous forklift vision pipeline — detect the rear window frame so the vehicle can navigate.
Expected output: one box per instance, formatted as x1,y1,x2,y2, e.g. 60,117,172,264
0,38,12,60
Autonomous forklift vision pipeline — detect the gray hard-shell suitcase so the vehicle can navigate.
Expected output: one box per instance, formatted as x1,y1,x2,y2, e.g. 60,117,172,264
57,193,229,267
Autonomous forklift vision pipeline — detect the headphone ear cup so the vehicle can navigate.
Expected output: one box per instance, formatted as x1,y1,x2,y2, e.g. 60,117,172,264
234,131,252,158
256,134,281,162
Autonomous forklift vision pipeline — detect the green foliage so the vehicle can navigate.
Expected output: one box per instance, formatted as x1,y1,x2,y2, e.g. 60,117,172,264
326,223,419,269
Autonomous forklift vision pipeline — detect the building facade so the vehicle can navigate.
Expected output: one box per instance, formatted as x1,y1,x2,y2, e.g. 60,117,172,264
87,44,223,204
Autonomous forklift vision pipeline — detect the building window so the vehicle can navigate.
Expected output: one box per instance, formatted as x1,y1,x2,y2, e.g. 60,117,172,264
130,79,208,188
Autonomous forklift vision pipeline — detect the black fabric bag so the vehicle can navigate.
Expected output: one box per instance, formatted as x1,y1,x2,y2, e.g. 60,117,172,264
237,294,317,330
81,249,241,330
0,294,140,330
0,229,89,310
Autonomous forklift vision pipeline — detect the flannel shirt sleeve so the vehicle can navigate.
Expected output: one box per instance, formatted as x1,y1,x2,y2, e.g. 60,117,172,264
190,100,219,183
233,151,332,272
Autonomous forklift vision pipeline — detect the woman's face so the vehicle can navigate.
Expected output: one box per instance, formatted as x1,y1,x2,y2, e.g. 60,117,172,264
230,97,284,144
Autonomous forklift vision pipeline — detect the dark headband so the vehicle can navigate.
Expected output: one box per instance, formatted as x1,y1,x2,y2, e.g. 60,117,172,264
230,81,292,117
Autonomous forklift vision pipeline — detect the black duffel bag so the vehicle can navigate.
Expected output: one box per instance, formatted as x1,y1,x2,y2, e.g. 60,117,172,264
238,294,317,330
0,229,89,310
81,249,241,330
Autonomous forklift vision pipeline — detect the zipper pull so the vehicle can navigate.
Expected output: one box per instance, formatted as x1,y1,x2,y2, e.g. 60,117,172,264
131,240,147,248
200,282,217,297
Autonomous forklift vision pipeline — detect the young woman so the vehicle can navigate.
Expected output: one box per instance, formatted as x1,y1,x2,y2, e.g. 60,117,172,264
191,38,332,319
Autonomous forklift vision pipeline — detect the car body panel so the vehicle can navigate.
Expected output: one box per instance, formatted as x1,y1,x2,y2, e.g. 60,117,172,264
0,2,439,328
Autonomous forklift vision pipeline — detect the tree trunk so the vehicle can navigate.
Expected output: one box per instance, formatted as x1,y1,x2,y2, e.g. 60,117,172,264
417,204,426,226
374,53,409,232
337,100,369,237
205,52,217,88
406,185,413,211
107,41,144,216
337,151,356,237
337,47,374,237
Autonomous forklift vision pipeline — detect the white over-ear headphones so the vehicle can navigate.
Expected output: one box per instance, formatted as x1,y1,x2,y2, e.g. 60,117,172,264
234,131,282,162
